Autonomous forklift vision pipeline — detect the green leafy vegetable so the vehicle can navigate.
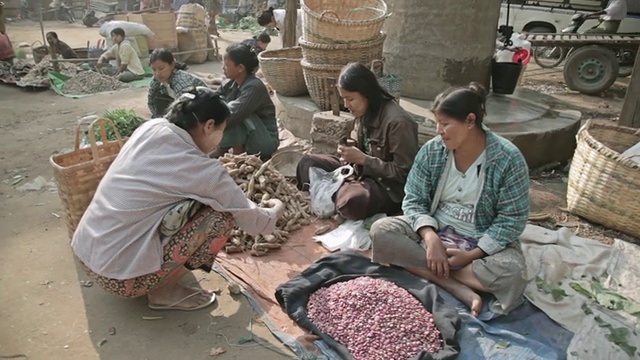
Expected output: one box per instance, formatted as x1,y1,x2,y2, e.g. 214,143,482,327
535,276,569,301
606,327,637,357
91,109,145,142
495,339,510,349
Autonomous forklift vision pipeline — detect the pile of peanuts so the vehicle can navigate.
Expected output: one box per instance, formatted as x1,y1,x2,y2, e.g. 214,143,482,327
219,153,312,256
307,277,443,359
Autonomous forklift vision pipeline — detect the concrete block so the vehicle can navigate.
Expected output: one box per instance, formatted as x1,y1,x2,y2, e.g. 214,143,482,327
274,93,320,140
310,111,355,155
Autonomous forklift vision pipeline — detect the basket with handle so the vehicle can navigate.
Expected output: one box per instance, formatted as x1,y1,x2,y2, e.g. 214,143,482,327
371,59,402,98
301,60,343,110
566,121,640,239
258,47,308,96
302,0,389,44
32,40,49,64
50,117,127,239
299,32,385,65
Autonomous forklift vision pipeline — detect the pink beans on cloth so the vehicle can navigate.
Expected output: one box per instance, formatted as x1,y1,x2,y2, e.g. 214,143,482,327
307,277,443,360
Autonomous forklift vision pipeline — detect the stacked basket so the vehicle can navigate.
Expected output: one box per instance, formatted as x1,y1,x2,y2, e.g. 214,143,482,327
300,0,389,110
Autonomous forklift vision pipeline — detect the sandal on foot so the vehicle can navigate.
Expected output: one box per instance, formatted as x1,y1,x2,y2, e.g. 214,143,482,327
148,292,216,311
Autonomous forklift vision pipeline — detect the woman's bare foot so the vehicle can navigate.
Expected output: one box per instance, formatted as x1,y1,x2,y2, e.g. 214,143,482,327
468,292,483,317
148,284,215,310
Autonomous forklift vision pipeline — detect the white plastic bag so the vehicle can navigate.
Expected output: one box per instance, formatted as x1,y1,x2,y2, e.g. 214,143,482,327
622,141,640,165
309,165,354,218
313,220,372,252
99,21,155,38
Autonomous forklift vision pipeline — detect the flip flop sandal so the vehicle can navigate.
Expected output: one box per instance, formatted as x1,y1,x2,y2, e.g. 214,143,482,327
148,292,216,311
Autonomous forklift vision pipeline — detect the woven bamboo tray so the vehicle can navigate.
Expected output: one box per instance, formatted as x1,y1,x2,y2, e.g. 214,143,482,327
50,117,126,239
299,32,385,65
301,60,343,110
259,47,308,96
302,0,389,44
567,121,640,238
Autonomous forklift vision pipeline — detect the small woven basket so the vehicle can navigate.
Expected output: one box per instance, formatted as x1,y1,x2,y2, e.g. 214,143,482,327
301,60,343,110
50,117,127,239
567,121,640,238
302,0,389,44
299,32,385,65
32,40,49,64
259,47,307,96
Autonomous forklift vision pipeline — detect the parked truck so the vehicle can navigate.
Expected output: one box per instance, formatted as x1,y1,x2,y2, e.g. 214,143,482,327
499,0,640,33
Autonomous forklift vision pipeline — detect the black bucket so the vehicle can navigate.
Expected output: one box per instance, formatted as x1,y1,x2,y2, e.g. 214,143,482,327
491,60,523,95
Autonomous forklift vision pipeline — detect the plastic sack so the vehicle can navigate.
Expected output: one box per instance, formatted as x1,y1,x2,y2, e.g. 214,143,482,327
308,165,354,219
99,21,155,38
438,226,478,270
313,220,372,252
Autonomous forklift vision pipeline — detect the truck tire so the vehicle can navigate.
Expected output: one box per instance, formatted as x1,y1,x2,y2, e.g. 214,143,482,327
563,45,619,95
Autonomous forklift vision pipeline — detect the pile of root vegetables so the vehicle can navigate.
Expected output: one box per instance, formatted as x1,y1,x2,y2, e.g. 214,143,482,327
219,153,312,256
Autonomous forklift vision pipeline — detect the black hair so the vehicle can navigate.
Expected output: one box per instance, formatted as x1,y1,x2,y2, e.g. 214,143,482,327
338,62,394,124
149,48,188,71
46,31,59,40
255,31,271,44
257,7,275,26
432,82,488,126
226,43,259,73
166,86,230,131
111,27,125,38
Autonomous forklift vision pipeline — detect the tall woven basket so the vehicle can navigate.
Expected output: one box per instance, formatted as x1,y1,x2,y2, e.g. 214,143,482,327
258,47,307,96
301,60,343,110
299,32,385,65
50,118,126,239
566,121,640,238
302,0,389,44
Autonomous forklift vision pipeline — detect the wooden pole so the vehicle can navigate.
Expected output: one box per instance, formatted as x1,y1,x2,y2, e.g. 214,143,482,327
38,0,59,72
619,53,640,128
282,0,297,47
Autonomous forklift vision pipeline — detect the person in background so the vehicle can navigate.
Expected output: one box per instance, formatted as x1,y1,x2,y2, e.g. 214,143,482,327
241,32,271,56
370,83,530,317
19,0,28,20
46,31,78,59
257,6,304,45
148,48,208,118
203,0,221,36
296,63,419,221
72,86,284,311
585,0,627,33
96,27,145,82
213,43,279,159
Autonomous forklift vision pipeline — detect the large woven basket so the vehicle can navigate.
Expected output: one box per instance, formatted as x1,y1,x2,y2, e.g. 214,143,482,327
301,60,343,110
567,121,640,238
50,117,126,239
258,47,307,96
299,32,385,65
302,0,389,44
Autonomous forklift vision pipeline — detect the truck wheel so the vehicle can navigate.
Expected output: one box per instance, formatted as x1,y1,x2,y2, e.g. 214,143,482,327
563,45,619,95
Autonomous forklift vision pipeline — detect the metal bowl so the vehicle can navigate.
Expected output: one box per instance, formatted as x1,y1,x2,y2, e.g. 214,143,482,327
270,149,305,178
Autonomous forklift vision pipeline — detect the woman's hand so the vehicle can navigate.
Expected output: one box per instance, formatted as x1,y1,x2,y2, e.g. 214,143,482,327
337,145,366,165
263,199,285,219
445,248,474,268
424,231,450,278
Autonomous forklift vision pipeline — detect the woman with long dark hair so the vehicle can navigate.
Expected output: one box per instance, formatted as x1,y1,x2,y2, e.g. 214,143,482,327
296,62,419,220
147,48,207,118
214,43,279,159
72,86,284,311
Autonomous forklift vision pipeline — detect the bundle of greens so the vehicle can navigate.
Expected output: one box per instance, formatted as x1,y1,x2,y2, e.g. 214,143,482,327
92,109,145,142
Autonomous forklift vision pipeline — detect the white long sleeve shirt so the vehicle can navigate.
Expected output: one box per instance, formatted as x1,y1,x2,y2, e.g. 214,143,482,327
603,0,627,21
71,118,278,279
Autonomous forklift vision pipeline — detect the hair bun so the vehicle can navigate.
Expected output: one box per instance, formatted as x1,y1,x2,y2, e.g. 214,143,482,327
467,82,487,100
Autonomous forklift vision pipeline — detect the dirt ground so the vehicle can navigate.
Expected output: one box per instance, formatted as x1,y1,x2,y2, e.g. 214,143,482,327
0,19,637,360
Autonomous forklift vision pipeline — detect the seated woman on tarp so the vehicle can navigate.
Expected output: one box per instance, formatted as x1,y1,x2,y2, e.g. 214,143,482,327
370,82,530,317
46,31,78,59
213,43,279,159
147,48,207,118
296,62,419,220
71,86,284,311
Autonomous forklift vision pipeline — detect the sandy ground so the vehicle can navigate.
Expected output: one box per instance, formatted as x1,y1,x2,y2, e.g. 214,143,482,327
0,21,294,360
0,18,637,360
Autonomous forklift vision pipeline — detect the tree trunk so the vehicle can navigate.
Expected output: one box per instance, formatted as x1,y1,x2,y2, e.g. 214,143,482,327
381,0,501,100
619,54,640,128
282,0,297,47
